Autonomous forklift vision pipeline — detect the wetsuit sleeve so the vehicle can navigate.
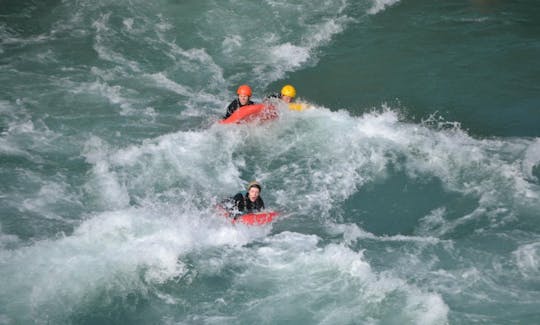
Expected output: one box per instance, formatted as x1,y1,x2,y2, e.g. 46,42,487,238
233,192,245,212
224,99,240,119
264,93,280,101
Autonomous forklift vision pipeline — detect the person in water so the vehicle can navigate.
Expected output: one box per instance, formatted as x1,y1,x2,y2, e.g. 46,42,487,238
224,181,265,217
266,84,297,103
265,84,304,111
223,84,254,119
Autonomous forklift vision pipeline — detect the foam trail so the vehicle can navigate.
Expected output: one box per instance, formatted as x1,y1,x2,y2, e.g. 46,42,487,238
368,0,401,15
523,138,540,182
203,231,449,324
0,203,265,322
1,100,537,323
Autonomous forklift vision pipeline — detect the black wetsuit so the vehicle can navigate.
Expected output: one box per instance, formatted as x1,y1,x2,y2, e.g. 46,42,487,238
223,98,254,119
264,93,281,101
232,192,265,213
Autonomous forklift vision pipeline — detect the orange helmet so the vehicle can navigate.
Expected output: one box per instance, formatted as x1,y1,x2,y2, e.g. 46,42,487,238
237,84,252,97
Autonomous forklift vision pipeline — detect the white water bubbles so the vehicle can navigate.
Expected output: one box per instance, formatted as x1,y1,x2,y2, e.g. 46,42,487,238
368,0,401,15
208,231,449,324
514,242,540,279
523,138,540,184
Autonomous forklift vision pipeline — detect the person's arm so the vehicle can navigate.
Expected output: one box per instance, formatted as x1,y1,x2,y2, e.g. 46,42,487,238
233,192,245,212
224,99,240,119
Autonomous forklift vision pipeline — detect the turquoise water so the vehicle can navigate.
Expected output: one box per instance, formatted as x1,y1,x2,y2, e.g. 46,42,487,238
1,0,539,324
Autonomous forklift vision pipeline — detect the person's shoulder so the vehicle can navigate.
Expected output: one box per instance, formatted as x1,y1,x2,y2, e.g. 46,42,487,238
265,93,280,99
228,98,240,106
233,192,245,199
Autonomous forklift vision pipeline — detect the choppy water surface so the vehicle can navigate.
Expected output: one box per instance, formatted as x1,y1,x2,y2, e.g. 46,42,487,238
1,0,539,324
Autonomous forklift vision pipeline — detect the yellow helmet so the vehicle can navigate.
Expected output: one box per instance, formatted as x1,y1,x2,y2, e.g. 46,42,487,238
247,181,262,191
281,85,296,98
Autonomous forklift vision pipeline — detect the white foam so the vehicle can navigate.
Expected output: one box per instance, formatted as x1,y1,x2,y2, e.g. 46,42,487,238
304,15,350,48
0,138,30,157
0,202,265,320
222,231,450,323
123,18,134,31
77,103,539,232
405,292,449,324
81,125,255,209
514,242,540,278
0,31,50,46
268,42,310,70
78,73,136,115
147,72,192,97
523,138,540,182
0,110,59,160
458,17,490,23
222,35,243,54
416,207,448,237
82,136,130,209
199,0,352,89
274,105,539,230
255,10,351,84
368,0,401,15
11,100,536,323
0,99,13,114
329,222,441,245
0,100,43,160
21,179,81,221
156,43,226,101
92,14,141,73
356,108,539,212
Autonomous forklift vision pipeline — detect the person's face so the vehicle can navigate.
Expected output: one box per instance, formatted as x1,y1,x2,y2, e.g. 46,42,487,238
238,94,250,105
248,187,260,202
281,95,292,103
